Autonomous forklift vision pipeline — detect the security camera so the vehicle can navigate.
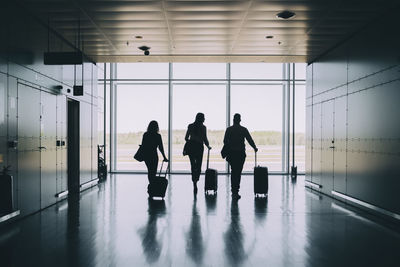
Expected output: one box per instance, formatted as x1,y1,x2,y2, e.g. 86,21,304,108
138,45,150,56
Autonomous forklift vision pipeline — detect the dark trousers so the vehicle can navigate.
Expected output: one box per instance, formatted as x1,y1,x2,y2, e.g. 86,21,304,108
145,155,158,184
189,145,204,182
228,151,246,194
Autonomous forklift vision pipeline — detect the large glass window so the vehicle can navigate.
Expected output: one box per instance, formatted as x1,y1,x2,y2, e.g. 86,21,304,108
117,63,168,80
115,84,168,170
231,84,284,172
295,84,306,172
173,63,226,79
231,63,283,80
103,62,306,174
172,84,226,172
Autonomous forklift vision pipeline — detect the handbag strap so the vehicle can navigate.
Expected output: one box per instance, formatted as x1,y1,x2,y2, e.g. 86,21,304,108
255,150,257,168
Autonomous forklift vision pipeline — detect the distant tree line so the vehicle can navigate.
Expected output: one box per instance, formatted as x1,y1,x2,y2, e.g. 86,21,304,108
114,130,305,146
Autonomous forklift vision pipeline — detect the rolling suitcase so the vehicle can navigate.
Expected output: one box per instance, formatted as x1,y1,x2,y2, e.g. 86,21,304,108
148,161,169,199
0,166,13,215
254,152,268,197
204,148,218,194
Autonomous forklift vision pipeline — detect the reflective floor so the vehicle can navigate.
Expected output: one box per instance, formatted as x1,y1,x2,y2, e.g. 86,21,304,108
1,174,399,267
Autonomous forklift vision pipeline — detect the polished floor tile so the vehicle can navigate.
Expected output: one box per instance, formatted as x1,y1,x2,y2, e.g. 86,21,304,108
0,174,399,267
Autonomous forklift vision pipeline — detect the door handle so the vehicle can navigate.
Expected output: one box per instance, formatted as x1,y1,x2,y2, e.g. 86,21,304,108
329,146,335,149
38,146,47,150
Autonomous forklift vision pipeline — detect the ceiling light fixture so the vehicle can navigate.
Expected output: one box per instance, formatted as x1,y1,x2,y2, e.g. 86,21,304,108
265,35,274,39
276,10,296,19
135,35,143,39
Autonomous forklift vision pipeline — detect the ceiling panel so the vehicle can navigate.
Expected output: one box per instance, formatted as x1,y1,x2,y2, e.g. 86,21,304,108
19,0,400,62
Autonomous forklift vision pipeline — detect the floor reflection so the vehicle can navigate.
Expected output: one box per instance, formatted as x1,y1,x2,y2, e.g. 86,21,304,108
0,175,399,267
67,194,80,267
254,198,268,223
186,197,204,265
138,199,166,264
224,200,248,267
205,193,217,214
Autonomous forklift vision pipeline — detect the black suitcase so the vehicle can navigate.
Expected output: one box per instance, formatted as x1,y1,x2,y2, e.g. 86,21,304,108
254,152,268,197
0,166,13,215
148,162,169,199
204,148,218,194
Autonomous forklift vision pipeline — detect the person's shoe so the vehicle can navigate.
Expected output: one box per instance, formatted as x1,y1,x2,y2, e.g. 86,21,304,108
232,193,241,200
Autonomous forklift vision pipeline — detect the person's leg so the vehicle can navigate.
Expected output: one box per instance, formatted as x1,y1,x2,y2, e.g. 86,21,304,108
235,152,246,194
230,152,245,198
189,154,197,182
229,153,240,195
145,157,158,184
195,148,204,181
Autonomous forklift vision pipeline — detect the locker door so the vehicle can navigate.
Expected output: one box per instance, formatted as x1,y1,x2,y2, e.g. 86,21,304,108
312,103,322,186
40,91,57,208
333,97,347,193
321,100,334,195
305,105,312,182
18,83,41,215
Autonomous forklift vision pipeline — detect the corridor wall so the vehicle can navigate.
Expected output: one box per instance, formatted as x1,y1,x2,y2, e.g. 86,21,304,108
0,4,99,219
306,15,400,217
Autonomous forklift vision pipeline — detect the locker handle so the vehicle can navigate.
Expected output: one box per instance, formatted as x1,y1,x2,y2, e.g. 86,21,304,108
329,146,335,149
38,146,47,150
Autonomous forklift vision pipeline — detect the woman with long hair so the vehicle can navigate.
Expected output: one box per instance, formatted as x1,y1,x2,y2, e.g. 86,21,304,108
184,113,211,194
142,121,168,189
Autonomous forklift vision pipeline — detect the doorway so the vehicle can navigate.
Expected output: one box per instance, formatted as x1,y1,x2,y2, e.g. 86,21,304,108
67,99,80,193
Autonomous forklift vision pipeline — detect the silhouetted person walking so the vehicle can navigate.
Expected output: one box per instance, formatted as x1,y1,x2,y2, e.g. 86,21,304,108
141,121,168,189
223,114,258,200
185,113,211,194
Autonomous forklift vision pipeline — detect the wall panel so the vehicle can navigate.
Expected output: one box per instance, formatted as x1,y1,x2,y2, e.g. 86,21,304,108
311,103,321,187
333,96,347,194
17,84,41,216
40,91,57,208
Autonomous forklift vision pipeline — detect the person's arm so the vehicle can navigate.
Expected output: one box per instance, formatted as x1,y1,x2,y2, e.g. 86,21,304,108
223,128,229,145
245,128,258,152
184,125,191,141
203,126,211,149
158,134,168,161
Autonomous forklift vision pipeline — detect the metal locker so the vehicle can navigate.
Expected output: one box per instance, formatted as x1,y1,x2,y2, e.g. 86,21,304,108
311,103,322,187
17,83,41,215
305,105,312,182
320,100,334,195
333,96,347,194
40,90,57,208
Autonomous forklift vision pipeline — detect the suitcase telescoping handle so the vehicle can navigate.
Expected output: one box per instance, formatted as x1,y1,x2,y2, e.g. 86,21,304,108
158,161,169,176
207,147,210,169
255,150,257,167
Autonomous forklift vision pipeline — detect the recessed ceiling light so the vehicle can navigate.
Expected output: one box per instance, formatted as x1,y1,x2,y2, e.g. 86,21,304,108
278,41,282,45
135,35,143,39
276,10,296,19
265,35,274,39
